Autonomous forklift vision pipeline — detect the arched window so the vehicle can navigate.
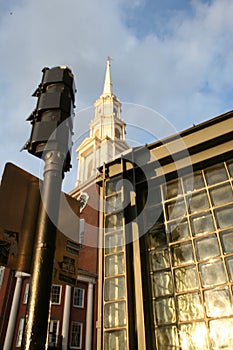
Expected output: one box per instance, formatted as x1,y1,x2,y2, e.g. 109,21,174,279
87,159,93,178
115,128,121,139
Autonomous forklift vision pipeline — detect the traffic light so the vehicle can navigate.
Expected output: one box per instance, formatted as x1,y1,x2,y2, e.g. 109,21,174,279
24,66,76,173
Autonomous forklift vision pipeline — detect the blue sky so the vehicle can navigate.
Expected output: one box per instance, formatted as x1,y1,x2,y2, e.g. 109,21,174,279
0,0,233,192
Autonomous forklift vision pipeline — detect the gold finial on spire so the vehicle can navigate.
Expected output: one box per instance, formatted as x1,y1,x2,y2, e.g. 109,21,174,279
102,56,113,96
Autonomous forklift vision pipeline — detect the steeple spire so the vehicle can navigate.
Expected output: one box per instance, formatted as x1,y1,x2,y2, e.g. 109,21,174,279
102,56,112,97
76,58,129,184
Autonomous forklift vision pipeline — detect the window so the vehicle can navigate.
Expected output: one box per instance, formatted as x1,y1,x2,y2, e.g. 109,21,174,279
16,318,24,347
0,266,5,288
51,285,62,304
104,301,126,328
70,322,83,349
23,283,30,304
104,276,125,301
151,160,233,349
115,128,121,139
103,174,128,347
104,329,127,349
79,219,85,245
105,253,124,276
48,320,59,346
73,287,85,308
87,159,93,179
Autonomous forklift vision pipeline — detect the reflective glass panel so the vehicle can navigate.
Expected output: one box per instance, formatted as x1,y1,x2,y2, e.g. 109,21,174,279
209,318,233,349
148,226,167,249
154,297,176,324
152,271,173,297
104,301,126,328
205,164,228,185
105,253,124,277
106,176,123,195
189,191,209,213
105,232,124,254
183,171,205,193
171,242,194,266
227,160,233,178
104,276,125,301
174,266,198,292
179,322,209,350
220,230,233,253
165,179,182,200
195,234,220,261
105,212,123,232
191,213,215,236
204,287,233,317
166,200,186,220
156,326,179,350
150,248,170,271
210,183,233,206
226,256,233,282
177,293,204,321
199,259,226,287
146,205,163,229
106,193,122,212
168,220,190,242
215,205,233,229
104,330,127,350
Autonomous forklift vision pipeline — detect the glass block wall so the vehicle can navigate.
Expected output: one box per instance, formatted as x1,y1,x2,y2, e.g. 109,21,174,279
103,175,129,350
147,160,233,349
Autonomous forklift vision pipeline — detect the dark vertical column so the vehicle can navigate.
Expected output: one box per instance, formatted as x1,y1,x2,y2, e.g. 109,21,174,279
21,150,64,350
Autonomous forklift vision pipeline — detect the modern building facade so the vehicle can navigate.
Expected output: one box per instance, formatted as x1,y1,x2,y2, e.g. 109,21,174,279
96,110,233,349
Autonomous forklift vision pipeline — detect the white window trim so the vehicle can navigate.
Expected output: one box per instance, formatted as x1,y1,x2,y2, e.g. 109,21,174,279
51,284,62,305
73,287,85,308
16,318,24,347
23,283,30,304
70,321,83,349
0,266,5,288
48,320,60,346
79,218,85,244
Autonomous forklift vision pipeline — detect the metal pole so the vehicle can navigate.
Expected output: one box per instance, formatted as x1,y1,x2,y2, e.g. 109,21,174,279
21,150,65,350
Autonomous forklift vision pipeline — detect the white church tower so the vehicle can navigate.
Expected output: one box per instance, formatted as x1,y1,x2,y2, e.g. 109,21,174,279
76,58,129,185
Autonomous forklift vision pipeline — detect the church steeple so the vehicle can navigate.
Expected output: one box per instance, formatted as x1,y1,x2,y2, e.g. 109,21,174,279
91,57,124,139
76,58,129,185
102,57,113,97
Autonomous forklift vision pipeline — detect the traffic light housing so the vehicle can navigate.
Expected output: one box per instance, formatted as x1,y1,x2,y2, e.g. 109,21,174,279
24,66,76,173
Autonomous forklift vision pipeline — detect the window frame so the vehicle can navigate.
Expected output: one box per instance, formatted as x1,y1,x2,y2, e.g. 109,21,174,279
79,218,85,245
73,287,85,308
51,284,62,305
70,321,83,349
0,266,5,288
16,318,25,347
23,283,30,304
48,320,60,347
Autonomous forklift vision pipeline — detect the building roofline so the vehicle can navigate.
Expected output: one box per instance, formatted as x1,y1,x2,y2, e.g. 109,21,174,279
147,109,233,150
